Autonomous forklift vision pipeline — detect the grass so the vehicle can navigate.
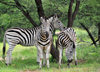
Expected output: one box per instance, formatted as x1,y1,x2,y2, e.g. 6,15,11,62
0,28,100,72
0,43,100,72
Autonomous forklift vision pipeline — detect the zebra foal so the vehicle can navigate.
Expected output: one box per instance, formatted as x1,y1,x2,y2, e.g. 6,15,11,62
35,17,52,68
56,27,77,68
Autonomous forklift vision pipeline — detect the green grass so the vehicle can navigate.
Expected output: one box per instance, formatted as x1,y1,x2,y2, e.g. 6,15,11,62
0,43,100,72
0,28,100,72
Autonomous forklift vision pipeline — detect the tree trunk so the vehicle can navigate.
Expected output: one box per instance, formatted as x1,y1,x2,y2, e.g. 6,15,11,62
67,0,74,27
67,0,80,27
80,23,97,47
72,0,80,24
35,0,59,61
35,0,45,19
98,23,100,45
50,44,59,62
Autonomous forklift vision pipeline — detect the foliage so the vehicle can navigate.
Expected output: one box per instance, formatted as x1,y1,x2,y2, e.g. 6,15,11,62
0,0,100,41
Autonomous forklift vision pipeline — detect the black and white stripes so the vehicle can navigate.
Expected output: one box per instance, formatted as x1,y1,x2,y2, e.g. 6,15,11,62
2,14,64,65
56,27,77,68
35,17,52,68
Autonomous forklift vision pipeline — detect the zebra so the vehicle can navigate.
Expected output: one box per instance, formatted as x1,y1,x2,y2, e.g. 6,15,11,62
36,14,65,63
2,14,64,65
56,27,77,68
35,17,52,68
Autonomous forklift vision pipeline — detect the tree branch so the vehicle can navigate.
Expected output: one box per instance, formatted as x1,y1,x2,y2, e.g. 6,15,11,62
98,23,100,45
91,39,99,45
80,23,97,47
67,0,74,27
35,0,45,19
14,0,38,27
0,1,16,6
72,0,80,23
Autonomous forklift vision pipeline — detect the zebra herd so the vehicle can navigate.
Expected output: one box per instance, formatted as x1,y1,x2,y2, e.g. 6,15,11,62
2,14,77,68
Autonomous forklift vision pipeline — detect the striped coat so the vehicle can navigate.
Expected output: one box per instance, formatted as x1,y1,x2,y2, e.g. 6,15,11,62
56,27,77,68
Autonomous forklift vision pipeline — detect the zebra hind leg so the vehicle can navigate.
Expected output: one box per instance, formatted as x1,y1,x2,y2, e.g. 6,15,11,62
73,48,77,65
36,48,40,64
58,48,63,68
5,44,16,65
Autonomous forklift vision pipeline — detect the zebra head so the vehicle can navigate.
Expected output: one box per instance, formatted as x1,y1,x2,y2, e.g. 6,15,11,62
48,14,65,31
40,17,51,34
66,42,74,63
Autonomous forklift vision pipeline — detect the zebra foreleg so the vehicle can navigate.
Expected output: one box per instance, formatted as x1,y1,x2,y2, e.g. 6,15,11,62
46,45,51,68
37,46,43,69
5,44,15,65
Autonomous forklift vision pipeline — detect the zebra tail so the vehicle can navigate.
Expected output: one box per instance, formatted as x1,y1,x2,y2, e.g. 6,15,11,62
73,42,76,49
2,34,6,60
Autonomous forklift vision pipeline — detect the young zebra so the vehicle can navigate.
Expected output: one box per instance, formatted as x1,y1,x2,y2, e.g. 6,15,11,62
56,27,77,68
2,14,64,65
35,17,52,68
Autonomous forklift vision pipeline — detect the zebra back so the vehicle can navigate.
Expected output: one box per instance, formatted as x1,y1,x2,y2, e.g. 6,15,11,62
64,27,76,44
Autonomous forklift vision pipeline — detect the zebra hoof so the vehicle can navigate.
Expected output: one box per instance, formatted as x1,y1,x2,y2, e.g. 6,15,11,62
67,63,70,68
43,64,46,67
5,63,8,66
5,63,11,66
37,62,40,65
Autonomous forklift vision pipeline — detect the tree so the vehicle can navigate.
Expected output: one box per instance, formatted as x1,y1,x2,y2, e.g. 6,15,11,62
98,23,100,45
35,0,45,19
67,0,80,27
0,0,81,61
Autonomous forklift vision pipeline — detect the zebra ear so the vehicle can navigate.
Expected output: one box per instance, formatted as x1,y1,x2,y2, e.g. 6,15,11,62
40,17,45,23
48,17,53,22
54,13,58,18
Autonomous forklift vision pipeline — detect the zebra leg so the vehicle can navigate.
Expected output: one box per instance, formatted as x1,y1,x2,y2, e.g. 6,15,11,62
43,52,46,66
73,48,77,65
6,44,15,65
46,45,51,68
37,48,40,64
37,46,43,69
58,47,63,68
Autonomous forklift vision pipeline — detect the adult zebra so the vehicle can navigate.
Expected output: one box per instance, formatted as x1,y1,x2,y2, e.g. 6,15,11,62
35,17,52,68
2,14,64,65
56,27,77,68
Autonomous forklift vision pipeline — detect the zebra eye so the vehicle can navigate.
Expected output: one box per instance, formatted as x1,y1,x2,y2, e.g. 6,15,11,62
58,22,60,23
70,51,72,53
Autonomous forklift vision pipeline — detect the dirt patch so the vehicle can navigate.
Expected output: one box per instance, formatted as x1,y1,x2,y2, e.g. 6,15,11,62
23,69,40,72
97,68,100,72
77,59,86,63
71,59,86,64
